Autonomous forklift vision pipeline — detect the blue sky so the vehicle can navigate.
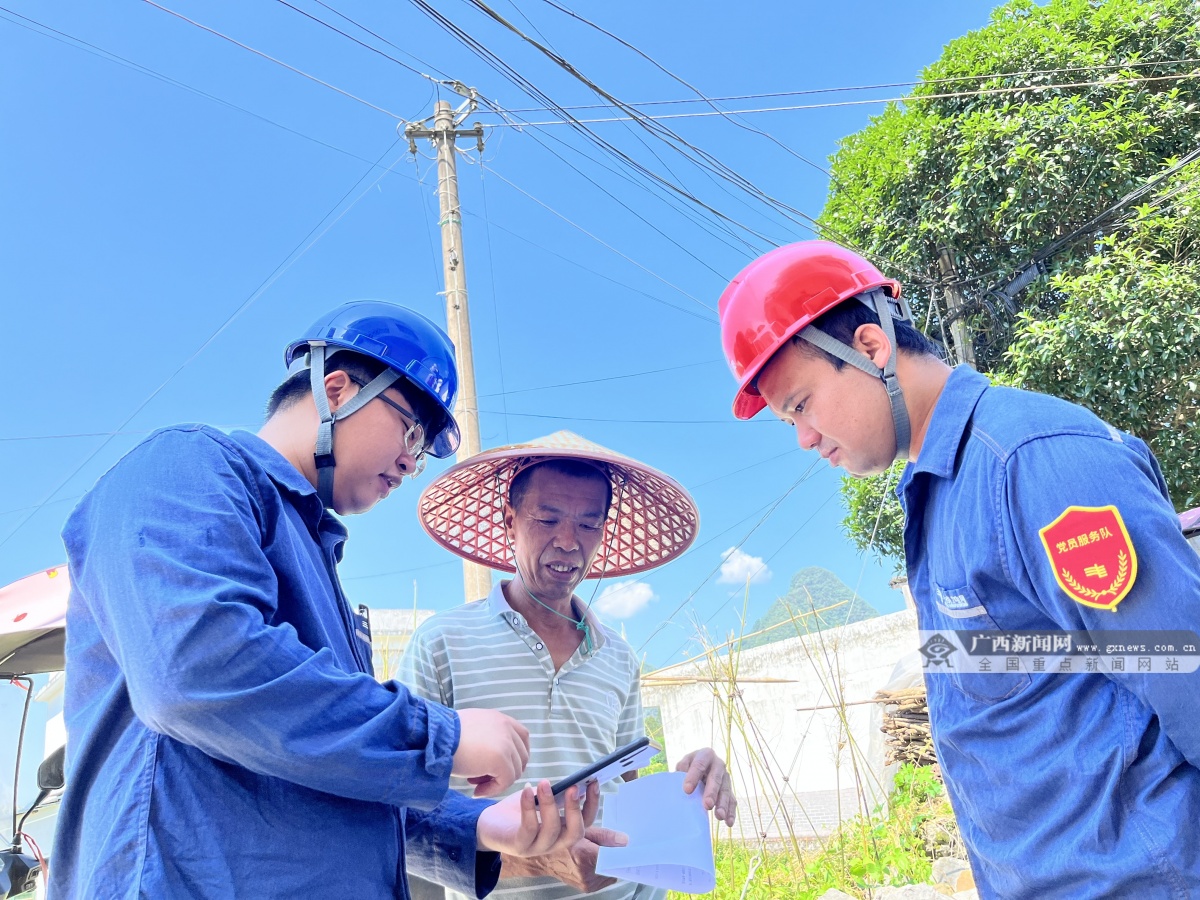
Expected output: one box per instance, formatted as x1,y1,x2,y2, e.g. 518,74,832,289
1,0,1002,681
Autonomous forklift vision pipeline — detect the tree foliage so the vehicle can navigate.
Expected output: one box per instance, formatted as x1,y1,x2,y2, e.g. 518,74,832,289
819,0,1200,564
1005,178,1200,508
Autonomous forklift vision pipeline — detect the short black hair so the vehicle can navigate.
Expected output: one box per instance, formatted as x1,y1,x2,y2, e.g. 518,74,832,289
266,349,443,434
508,459,613,517
795,299,944,370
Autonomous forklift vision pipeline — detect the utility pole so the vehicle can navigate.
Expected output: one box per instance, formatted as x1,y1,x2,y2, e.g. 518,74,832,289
404,89,493,603
936,246,977,369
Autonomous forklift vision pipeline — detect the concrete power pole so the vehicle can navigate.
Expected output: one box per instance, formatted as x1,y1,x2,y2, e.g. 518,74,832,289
405,91,493,603
936,246,977,369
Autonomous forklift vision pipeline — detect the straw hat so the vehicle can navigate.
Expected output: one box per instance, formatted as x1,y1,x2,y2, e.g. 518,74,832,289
419,431,699,578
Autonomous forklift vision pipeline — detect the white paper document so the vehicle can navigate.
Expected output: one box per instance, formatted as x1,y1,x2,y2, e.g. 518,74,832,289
595,771,716,894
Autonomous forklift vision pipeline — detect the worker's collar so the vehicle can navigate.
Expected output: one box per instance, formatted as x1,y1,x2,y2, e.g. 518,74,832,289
229,430,344,535
898,366,989,484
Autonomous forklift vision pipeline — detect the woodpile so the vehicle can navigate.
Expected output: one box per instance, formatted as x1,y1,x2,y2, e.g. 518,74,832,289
875,685,939,772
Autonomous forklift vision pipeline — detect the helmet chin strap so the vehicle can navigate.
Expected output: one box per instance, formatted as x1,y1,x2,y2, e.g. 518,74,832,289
307,342,402,510
796,288,912,462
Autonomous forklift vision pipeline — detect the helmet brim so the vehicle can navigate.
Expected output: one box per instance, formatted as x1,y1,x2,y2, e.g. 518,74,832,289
732,388,768,421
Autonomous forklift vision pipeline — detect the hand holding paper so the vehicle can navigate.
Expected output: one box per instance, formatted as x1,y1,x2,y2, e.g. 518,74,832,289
595,771,717,894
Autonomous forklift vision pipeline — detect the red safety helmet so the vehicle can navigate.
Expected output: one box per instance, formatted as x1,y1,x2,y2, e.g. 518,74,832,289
719,241,902,420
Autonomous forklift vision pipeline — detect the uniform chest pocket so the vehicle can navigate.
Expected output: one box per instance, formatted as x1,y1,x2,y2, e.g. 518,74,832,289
932,582,1031,704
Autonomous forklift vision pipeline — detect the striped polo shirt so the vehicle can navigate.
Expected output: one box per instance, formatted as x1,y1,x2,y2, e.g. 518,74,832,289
398,581,662,900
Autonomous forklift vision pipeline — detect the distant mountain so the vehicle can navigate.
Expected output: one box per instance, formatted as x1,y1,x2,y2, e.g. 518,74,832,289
739,566,879,650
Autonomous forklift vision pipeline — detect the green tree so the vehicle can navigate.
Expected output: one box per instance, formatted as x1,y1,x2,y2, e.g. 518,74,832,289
819,0,1200,562
1005,178,1200,508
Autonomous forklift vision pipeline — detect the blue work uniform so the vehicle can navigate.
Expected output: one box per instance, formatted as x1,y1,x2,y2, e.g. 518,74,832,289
51,426,500,900
899,366,1200,898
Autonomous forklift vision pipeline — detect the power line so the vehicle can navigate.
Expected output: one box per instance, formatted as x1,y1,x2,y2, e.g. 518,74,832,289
409,0,925,283
480,161,717,317
660,485,841,664
487,70,1200,126
461,1,848,249
139,0,404,119
407,0,806,252
270,0,430,80
0,6,408,169
635,460,822,654
458,0,932,285
271,1,774,275
528,0,813,242
0,140,406,551
459,205,735,321
478,360,720,397
500,56,1200,113
283,2,777,289
534,0,831,179
987,141,1200,307
468,120,736,278
481,97,770,258
477,410,769,425
11,0,733,334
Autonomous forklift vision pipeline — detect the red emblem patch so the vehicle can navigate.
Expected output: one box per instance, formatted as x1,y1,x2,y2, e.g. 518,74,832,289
1038,505,1138,610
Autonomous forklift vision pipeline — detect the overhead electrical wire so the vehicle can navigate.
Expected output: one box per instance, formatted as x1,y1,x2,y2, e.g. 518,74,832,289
406,0,815,254
534,0,831,179
660,485,842,665
459,1,848,241
0,6,409,169
443,0,936,286
480,162,717,318
0,139,408,551
126,0,747,318
500,55,1200,113
481,96,771,258
491,70,1200,126
986,141,1200,306
157,0,914,285
6,1,726,389
265,2,769,289
459,205,735,319
635,459,823,655
140,0,405,119
470,122,739,277
270,0,434,81
274,0,781,283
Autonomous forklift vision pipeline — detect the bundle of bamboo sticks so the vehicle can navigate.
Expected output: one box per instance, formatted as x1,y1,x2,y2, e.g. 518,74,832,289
875,685,938,770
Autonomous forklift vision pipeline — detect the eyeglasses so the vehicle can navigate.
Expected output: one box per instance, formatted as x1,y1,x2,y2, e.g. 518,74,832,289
348,375,428,476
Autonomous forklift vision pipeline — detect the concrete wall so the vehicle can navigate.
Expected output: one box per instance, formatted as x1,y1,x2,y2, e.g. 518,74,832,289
642,609,919,842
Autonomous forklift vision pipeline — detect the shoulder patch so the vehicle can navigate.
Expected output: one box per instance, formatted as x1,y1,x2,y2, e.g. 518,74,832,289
1038,505,1138,610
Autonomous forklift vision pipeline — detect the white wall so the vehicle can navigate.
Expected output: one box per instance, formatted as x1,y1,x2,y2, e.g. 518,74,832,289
643,609,919,841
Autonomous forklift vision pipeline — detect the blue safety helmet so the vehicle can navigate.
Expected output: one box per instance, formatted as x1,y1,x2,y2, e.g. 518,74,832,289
285,301,461,507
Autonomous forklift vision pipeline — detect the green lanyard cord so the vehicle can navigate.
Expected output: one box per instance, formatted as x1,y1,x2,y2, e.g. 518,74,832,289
510,561,595,655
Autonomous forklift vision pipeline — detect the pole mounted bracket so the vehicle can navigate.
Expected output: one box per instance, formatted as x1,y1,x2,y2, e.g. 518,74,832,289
400,83,486,154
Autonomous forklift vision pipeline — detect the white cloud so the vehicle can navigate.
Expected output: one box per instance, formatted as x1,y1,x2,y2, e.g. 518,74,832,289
593,581,656,619
718,547,771,585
